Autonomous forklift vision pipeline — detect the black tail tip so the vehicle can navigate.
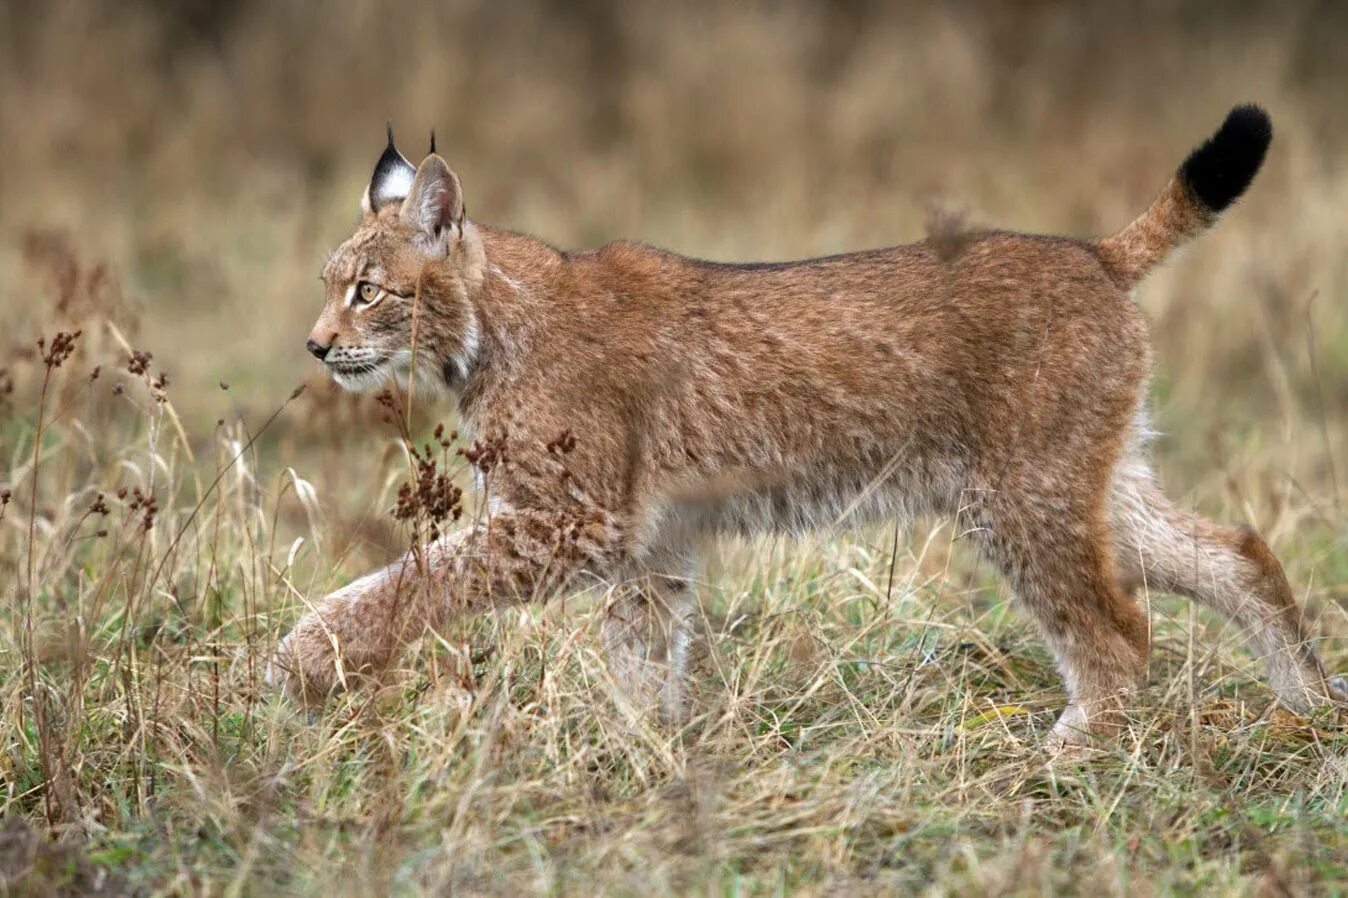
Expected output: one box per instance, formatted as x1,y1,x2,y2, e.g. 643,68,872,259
1179,104,1273,213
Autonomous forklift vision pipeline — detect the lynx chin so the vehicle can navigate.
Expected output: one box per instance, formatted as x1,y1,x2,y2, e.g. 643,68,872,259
272,106,1345,752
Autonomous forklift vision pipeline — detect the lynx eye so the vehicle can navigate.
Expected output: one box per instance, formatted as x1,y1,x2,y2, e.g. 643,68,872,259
354,281,382,306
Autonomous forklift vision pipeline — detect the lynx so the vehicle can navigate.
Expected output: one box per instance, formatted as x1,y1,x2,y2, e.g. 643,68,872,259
273,106,1344,750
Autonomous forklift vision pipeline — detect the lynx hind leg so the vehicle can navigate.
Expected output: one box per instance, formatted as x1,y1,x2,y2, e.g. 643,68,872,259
1109,461,1343,711
978,494,1150,751
601,571,699,723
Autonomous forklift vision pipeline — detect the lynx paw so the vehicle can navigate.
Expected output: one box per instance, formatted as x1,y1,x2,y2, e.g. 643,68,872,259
1043,704,1092,755
1043,701,1128,759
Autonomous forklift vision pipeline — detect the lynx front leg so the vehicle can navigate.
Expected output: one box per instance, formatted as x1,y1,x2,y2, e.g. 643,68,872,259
601,570,699,722
270,505,624,705
268,535,460,704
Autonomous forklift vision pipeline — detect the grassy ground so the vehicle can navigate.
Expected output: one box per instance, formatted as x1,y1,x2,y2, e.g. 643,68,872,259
3,2,1348,894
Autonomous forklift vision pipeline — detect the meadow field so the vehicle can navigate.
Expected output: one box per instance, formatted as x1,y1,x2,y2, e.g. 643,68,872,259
3,1,1348,894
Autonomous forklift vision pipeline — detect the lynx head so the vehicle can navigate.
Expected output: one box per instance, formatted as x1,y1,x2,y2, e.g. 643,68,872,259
308,127,484,393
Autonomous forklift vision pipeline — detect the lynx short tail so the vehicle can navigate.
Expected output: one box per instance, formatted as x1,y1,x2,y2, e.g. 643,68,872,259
1096,104,1272,286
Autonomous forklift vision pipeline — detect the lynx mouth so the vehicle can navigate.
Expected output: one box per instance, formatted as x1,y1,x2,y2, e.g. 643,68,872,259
326,359,392,392
327,360,383,376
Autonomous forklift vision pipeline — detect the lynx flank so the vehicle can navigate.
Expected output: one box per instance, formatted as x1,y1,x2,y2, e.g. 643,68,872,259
273,106,1344,750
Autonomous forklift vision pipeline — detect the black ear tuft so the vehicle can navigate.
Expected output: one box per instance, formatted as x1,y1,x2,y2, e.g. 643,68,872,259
1179,104,1272,213
368,124,417,212
429,130,437,155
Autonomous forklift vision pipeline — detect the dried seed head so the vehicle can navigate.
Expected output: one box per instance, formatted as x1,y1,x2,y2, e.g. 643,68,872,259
40,330,82,369
392,442,465,541
462,432,509,473
127,349,152,377
138,492,158,531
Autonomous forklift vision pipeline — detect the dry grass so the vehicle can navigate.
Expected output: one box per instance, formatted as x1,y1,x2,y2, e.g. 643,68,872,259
2,2,1348,894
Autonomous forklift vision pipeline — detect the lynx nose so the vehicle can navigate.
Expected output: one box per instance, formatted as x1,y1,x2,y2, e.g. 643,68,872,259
305,338,331,361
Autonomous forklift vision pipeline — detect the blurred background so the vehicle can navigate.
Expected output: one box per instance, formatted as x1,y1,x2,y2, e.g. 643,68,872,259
1,0,1346,564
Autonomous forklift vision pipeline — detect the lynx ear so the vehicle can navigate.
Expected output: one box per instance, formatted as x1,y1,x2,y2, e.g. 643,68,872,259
401,154,465,240
361,124,417,215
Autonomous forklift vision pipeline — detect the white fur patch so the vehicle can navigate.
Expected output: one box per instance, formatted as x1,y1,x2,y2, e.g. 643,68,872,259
445,312,480,386
488,265,527,296
372,167,415,209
